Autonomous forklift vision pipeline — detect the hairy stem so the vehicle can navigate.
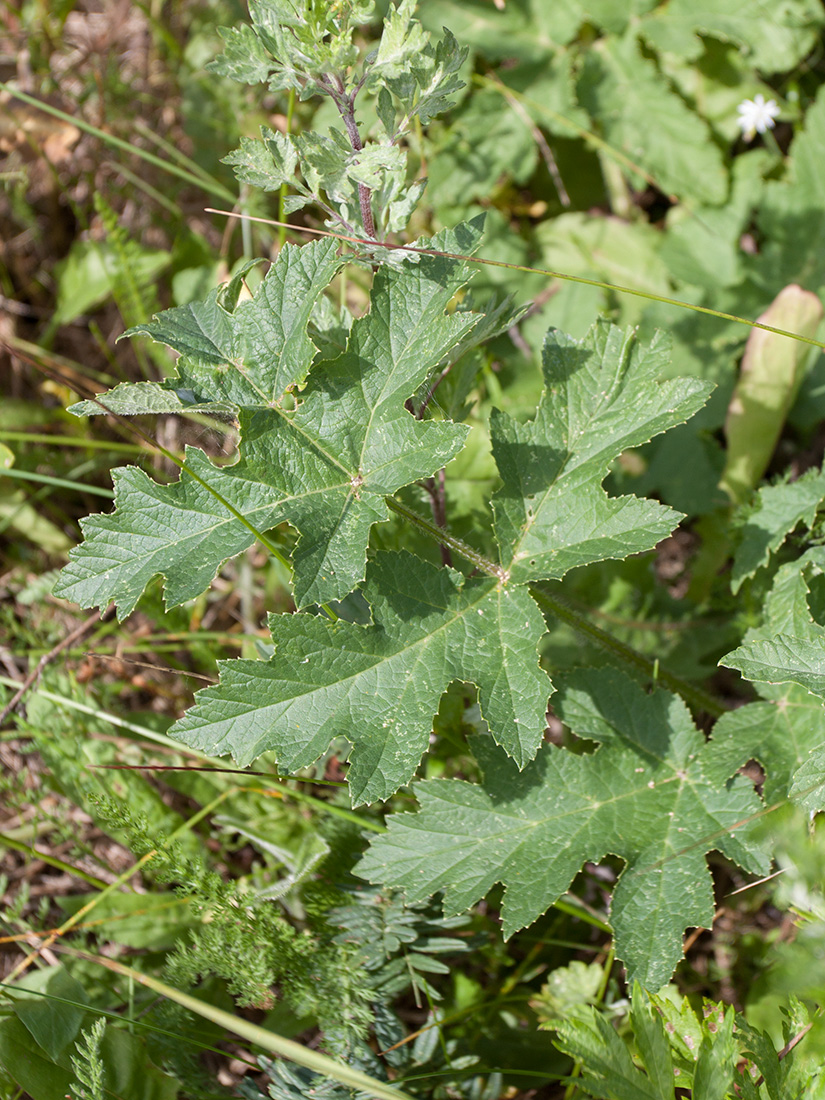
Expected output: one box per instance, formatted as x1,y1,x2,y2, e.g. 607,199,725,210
386,497,727,719
422,470,452,567
333,85,377,237
530,585,727,719
385,497,506,580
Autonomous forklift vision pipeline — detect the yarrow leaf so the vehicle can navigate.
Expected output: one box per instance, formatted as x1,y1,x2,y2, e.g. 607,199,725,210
358,668,769,989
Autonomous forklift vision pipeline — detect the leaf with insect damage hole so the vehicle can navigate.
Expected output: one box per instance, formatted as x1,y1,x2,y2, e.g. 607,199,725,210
711,551,825,805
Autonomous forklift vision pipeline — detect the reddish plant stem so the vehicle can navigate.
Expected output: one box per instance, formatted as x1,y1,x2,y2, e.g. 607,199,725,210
321,73,376,238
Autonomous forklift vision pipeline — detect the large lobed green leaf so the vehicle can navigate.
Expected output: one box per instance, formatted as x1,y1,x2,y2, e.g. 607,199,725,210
491,323,710,584
55,222,484,614
169,320,710,799
172,550,551,806
358,669,769,988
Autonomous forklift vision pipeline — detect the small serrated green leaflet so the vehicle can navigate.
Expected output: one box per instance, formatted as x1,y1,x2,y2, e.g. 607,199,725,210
550,985,676,1099
207,24,273,84
731,466,825,592
629,984,675,1099
692,1009,737,1100
371,0,429,78
223,127,300,192
723,636,825,697
358,668,769,988
554,1006,665,1100
170,550,552,806
53,448,289,619
491,321,712,583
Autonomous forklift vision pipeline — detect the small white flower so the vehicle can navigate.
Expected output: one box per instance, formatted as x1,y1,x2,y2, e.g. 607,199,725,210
736,94,780,141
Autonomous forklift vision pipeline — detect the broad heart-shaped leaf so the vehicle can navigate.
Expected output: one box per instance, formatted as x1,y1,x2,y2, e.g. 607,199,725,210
639,0,823,74
358,669,769,989
491,322,713,583
576,31,727,205
55,221,484,615
170,550,552,806
756,85,825,291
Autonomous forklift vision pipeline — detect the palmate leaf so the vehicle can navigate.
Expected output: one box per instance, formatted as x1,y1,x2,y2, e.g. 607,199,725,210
171,321,711,801
55,222,484,615
172,551,550,806
491,323,711,584
358,669,769,988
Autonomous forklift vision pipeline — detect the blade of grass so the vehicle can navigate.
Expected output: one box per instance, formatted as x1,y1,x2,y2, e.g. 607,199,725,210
131,119,230,191
104,159,182,218
207,211,825,353
4,332,118,386
0,431,145,454
0,834,109,890
58,949,417,1100
0,981,259,1070
0,676,382,832
0,467,114,498
0,83,236,203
